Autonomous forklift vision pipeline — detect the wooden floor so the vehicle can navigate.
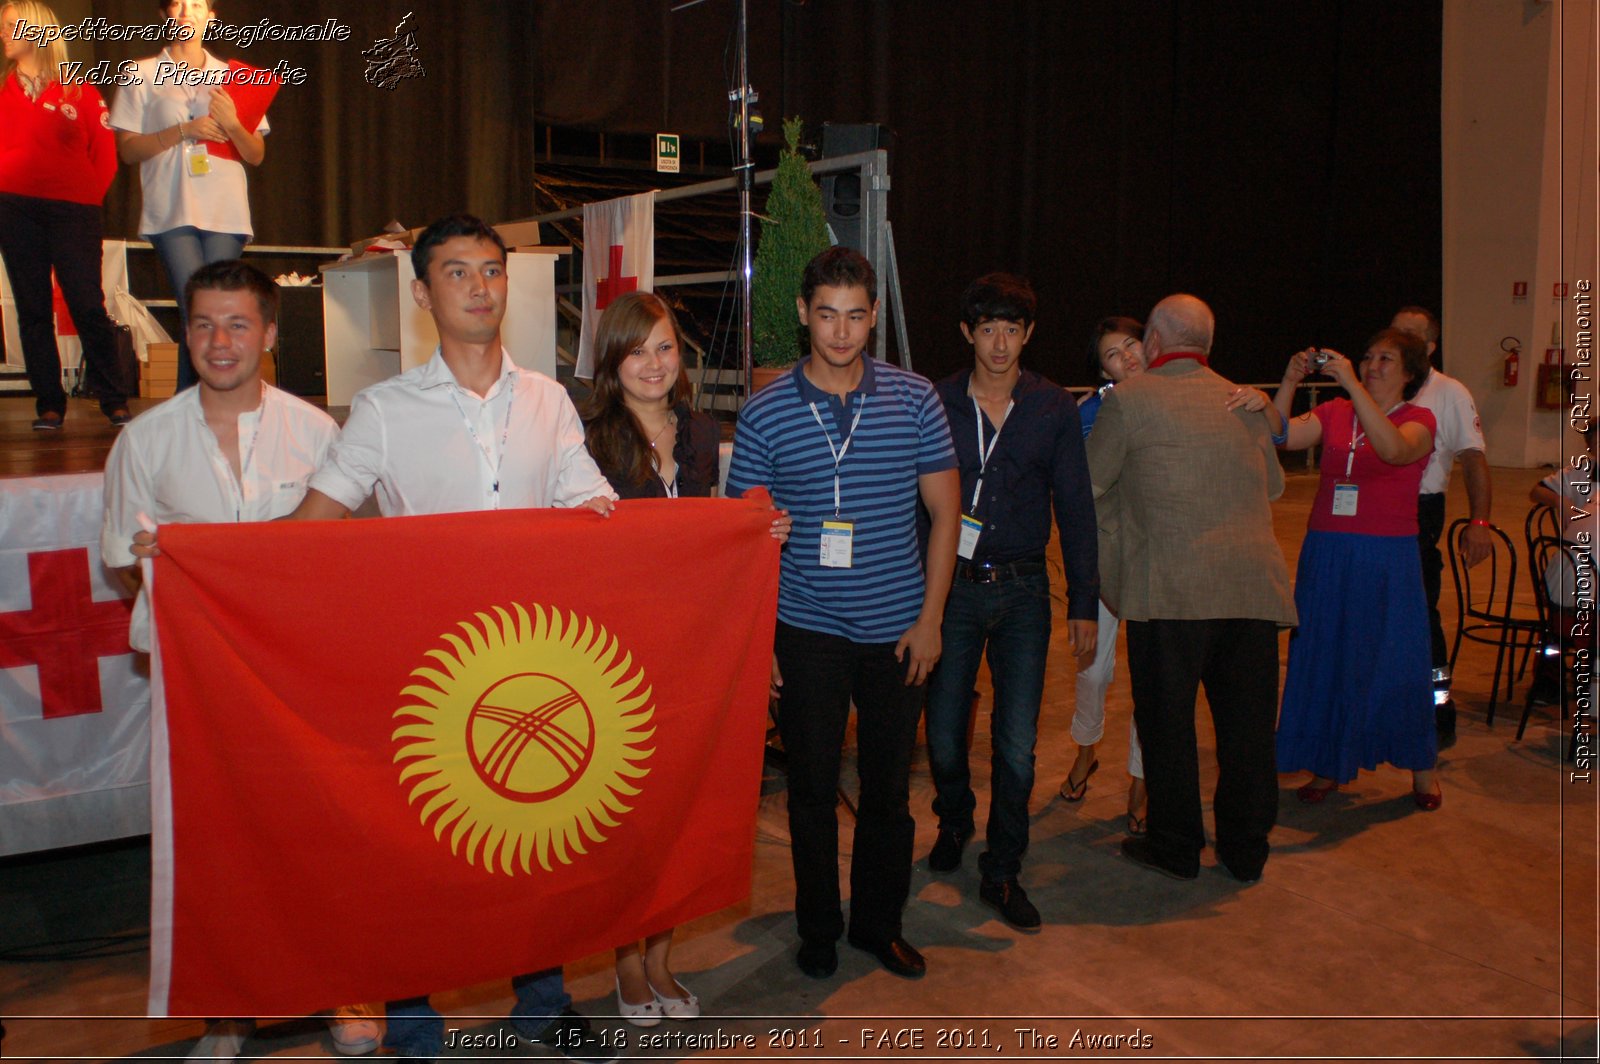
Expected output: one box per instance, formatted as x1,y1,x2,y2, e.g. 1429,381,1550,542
1,397,1594,1062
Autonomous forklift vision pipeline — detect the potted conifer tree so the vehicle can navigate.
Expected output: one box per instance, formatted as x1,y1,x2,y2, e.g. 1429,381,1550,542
751,117,832,390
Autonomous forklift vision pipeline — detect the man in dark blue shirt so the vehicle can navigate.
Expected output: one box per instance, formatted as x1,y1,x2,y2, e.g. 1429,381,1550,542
923,273,1100,928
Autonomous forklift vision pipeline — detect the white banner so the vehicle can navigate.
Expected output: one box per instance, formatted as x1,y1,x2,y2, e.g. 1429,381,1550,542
576,192,656,379
0,473,149,856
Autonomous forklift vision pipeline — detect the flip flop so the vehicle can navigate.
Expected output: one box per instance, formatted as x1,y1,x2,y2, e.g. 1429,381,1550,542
1060,759,1099,802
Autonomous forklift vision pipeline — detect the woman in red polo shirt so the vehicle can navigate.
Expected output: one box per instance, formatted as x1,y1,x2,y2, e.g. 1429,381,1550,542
0,0,130,429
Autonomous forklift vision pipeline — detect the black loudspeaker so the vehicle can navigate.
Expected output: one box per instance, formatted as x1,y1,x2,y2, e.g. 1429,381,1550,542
820,123,893,253
274,286,326,397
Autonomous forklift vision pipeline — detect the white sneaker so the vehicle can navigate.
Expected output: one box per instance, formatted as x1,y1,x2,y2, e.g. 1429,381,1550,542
188,1018,253,1061
328,1003,382,1056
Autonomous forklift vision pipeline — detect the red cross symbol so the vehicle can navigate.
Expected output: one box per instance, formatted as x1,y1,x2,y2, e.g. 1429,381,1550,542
0,548,133,719
594,244,637,310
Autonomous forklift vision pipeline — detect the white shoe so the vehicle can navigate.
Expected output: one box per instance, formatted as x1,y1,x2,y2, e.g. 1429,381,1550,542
616,976,663,1027
328,1003,382,1055
188,1018,253,1061
652,980,700,1020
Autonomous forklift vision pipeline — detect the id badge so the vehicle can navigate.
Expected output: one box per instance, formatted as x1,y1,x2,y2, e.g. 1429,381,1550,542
1331,482,1359,517
820,519,854,568
185,140,211,177
957,513,983,560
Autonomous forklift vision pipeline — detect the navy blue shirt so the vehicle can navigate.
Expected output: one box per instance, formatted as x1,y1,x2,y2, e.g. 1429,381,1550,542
936,368,1099,620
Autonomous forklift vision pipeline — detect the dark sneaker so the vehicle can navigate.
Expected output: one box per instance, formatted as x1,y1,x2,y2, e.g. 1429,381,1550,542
796,939,838,979
927,825,968,872
979,876,1042,929
107,408,132,426
32,411,63,431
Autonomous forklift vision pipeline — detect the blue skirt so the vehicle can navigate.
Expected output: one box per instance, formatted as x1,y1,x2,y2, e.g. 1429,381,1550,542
1277,530,1436,782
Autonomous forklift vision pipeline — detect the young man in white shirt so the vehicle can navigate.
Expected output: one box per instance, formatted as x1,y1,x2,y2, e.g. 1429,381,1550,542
105,260,378,1060
289,214,616,1064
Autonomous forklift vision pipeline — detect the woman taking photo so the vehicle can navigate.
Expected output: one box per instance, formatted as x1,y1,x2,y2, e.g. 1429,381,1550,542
110,0,267,391
1260,329,1441,809
0,1,130,429
1060,317,1147,835
582,290,788,1025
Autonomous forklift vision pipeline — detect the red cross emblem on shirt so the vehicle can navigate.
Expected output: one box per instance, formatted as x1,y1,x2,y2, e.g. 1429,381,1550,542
0,548,133,719
595,244,637,310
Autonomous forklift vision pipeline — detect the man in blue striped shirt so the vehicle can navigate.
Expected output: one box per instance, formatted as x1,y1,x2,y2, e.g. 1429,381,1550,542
726,246,960,980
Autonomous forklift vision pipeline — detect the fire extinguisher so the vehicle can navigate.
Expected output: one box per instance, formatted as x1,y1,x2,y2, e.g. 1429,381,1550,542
1501,337,1520,387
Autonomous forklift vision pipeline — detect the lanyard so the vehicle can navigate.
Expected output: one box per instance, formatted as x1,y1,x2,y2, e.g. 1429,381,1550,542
449,381,515,509
1145,351,1209,370
809,395,867,516
969,394,1013,511
1346,402,1403,479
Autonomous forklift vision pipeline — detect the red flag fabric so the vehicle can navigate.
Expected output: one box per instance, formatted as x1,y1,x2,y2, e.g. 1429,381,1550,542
146,497,779,1017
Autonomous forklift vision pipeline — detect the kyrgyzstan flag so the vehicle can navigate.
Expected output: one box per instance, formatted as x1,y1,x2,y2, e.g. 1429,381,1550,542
146,497,779,1018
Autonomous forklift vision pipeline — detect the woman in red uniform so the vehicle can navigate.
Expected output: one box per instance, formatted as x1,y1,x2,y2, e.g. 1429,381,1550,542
0,0,129,429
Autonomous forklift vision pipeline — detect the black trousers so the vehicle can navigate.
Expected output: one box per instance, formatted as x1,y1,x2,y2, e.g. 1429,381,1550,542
1416,492,1449,669
1125,618,1281,877
0,193,125,416
773,621,924,946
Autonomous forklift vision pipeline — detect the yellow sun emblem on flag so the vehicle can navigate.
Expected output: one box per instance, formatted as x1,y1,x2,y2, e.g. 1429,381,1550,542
392,603,655,875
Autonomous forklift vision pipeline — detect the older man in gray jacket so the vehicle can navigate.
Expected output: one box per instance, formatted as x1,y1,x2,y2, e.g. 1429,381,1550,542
1086,293,1296,883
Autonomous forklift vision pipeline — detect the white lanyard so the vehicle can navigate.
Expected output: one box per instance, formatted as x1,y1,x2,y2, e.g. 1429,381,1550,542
450,381,515,509
809,396,867,516
1346,403,1402,479
969,395,1013,511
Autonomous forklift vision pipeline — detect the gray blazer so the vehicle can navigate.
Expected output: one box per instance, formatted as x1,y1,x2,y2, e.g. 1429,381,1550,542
1086,358,1297,626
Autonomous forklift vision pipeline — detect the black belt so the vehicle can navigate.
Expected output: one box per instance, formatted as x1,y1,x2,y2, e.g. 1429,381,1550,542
955,559,1047,584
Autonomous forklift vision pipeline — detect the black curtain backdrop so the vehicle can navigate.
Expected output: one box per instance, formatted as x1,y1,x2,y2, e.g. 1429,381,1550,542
88,0,1440,389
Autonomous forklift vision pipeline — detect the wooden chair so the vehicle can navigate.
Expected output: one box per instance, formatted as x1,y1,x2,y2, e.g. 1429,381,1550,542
1446,518,1544,724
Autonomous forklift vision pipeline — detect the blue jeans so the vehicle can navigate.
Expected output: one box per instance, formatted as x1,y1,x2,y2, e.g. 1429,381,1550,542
382,968,570,1056
924,570,1052,880
149,226,246,390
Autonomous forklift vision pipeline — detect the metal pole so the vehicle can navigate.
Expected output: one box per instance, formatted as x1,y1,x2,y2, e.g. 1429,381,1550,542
735,0,755,397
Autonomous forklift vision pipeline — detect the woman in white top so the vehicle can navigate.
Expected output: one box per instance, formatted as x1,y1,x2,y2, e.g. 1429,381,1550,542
110,0,266,391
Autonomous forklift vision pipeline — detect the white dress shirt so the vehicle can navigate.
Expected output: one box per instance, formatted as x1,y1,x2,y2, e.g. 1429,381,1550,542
101,384,338,651
1412,369,1487,495
309,348,616,517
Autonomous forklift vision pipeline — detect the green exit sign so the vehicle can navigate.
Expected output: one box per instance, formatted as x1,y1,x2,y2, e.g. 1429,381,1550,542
656,133,680,174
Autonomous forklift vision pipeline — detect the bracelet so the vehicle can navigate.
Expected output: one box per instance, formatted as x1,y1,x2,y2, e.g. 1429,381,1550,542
1469,519,1492,528
1270,424,1289,446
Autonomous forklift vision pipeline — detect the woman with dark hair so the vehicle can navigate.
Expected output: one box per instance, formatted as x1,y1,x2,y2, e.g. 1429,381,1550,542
1261,328,1442,809
0,1,130,428
1060,317,1147,834
582,290,789,1024
110,0,268,391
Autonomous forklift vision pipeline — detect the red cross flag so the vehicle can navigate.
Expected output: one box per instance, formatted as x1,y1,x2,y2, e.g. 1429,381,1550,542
146,496,778,1017
575,191,655,379
0,473,145,857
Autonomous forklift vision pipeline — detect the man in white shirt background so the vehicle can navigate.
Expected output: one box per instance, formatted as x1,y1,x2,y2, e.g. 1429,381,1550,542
1391,306,1492,738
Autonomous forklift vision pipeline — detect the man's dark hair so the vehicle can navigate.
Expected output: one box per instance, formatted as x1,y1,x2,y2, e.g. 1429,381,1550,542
1365,326,1431,401
184,259,278,323
960,273,1036,329
800,245,877,305
1395,305,1441,345
411,213,508,283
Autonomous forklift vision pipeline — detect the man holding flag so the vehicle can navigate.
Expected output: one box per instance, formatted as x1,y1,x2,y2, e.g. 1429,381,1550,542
104,259,376,1059
288,213,617,1063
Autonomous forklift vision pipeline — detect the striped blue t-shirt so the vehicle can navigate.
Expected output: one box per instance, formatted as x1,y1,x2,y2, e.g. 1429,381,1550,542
726,356,957,643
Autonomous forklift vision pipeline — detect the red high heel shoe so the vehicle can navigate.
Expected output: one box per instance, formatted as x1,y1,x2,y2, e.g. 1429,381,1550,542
1296,779,1338,804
